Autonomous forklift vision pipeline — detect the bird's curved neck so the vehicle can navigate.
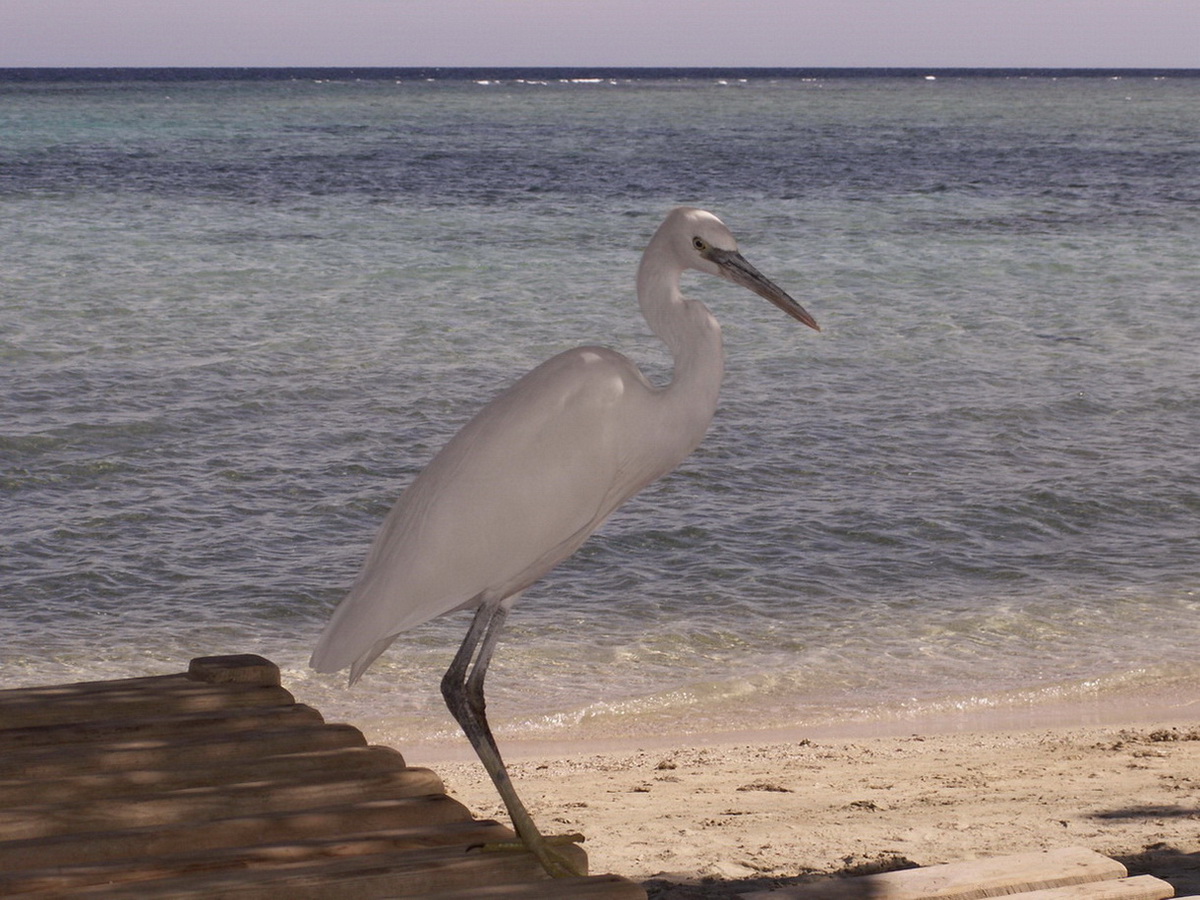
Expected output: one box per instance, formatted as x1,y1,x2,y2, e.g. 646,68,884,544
636,247,724,409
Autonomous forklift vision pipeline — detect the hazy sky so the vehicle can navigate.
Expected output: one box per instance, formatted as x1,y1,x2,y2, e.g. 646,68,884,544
4,0,1198,69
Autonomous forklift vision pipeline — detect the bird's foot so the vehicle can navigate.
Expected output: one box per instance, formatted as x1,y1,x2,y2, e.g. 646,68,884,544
472,832,586,878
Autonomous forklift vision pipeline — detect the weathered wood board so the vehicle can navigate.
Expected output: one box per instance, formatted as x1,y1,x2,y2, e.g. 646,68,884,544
740,847,1175,900
0,654,646,899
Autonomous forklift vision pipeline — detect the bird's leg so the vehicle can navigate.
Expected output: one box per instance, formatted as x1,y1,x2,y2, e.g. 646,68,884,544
442,602,585,879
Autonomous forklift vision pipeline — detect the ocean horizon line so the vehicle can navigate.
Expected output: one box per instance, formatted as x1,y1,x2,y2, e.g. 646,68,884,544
3,65,1198,83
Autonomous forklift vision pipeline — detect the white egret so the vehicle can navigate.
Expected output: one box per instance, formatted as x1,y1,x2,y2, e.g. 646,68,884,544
310,207,819,877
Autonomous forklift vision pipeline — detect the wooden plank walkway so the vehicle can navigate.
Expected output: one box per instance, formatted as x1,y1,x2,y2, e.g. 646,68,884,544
0,654,646,899
740,847,1182,900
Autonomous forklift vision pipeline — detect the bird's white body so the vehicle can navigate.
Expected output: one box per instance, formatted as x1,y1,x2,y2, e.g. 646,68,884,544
309,207,817,877
312,212,727,682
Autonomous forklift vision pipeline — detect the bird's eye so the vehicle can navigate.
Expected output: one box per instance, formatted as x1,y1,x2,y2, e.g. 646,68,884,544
692,237,708,252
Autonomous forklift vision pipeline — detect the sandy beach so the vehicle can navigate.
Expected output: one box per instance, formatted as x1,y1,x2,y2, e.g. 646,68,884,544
423,719,1200,898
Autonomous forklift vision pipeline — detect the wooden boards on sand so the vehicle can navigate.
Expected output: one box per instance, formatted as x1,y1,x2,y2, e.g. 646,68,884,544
740,846,1182,900
0,654,645,899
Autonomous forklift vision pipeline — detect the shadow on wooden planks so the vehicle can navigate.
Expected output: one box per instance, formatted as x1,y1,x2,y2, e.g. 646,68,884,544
0,653,646,899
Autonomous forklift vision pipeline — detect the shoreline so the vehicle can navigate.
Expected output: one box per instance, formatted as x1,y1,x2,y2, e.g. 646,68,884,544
359,681,1200,764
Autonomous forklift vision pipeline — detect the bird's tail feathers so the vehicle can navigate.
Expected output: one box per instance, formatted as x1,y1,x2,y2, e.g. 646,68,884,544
346,634,400,685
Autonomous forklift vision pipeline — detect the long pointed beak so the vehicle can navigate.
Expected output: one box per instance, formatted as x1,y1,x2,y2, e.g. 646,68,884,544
712,249,820,332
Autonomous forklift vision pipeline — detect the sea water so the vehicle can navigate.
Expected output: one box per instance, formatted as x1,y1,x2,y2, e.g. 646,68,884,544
3,69,1199,749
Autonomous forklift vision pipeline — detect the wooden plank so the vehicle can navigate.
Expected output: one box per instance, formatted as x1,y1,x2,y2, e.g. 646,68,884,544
421,874,649,899
0,670,282,705
0,682,296,729
0,662,284,734
0,700,325,750
0,820,516,894
0,655,283,728
0,672,189,704
0,745,408,806
1000,875,1175,899
0,766,447,840
0,655,279,705
0,795,476,869
0,723,371,779
739,847,1129,900
188,654,282,685
62,842,591,899
0,656,646,900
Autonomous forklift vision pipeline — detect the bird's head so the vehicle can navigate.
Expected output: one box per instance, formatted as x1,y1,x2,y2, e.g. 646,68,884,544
660,207,820,331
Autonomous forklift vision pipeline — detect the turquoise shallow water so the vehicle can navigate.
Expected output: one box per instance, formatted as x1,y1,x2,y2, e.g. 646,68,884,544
3,70,1199,743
